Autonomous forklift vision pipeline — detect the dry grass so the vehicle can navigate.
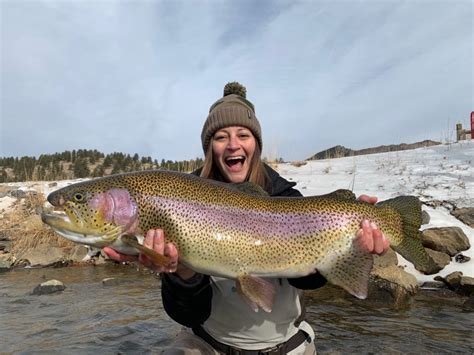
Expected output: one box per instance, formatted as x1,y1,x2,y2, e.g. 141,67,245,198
3,191,75,254
291,161,307,167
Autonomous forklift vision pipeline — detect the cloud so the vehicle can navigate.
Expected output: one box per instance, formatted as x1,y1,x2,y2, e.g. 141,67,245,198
1,0,472,161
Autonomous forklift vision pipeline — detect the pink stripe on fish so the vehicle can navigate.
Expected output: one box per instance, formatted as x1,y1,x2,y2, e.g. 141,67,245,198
153,196,355,237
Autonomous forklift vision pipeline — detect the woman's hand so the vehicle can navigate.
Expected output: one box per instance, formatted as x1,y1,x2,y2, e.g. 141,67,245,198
356,195,390,255
103,229,196,280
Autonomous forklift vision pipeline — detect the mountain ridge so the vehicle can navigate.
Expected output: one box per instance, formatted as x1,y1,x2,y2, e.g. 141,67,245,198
307,140,441,160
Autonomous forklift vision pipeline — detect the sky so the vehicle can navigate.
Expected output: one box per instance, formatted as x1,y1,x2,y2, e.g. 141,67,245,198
1,0,472,162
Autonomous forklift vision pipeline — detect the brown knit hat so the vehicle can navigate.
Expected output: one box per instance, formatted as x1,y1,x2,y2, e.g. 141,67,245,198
201,82,262,153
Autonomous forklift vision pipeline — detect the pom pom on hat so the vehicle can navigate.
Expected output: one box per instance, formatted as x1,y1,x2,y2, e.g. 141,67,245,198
223,82,247,98
201,82,262,153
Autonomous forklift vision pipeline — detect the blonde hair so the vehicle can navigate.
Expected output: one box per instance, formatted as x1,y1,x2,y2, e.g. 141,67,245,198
200,138,272,194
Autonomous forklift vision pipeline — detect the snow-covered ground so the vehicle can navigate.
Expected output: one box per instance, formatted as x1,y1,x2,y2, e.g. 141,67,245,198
279,140,474,281
1,141,472,282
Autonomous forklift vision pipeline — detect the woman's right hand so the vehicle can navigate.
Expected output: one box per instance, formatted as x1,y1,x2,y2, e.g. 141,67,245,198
103,228,196,280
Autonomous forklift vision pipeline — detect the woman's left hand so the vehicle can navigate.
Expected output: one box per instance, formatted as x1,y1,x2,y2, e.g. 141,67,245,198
356,195,390,255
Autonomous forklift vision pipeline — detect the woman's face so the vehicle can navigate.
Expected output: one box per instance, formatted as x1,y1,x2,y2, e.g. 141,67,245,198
212,126,256,183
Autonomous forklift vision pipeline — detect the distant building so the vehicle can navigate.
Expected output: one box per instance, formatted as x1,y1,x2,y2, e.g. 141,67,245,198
456,112,473,141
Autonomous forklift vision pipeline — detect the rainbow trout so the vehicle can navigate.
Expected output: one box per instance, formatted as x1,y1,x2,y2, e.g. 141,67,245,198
41,170,434,312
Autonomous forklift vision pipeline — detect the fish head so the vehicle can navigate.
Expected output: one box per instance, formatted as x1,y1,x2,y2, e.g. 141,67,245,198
41,180,139,248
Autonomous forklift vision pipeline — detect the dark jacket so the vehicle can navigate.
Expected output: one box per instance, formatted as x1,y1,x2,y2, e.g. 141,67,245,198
161,165,327,328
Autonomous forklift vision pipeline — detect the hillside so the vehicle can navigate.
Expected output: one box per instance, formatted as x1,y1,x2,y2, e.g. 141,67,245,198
0,149,203,183
307,140,441,160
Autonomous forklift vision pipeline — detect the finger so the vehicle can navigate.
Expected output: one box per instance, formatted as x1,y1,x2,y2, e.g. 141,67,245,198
144,229,155,249
358,220,374,252
152,229,165,254
383,234,390,251
371,223,385,255
358,195,378,205
164,243,178,271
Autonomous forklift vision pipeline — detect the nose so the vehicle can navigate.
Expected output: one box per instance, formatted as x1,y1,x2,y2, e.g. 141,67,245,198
227,135,240,150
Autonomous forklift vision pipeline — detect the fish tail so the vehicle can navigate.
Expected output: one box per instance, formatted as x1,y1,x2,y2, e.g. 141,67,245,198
377,196,436,274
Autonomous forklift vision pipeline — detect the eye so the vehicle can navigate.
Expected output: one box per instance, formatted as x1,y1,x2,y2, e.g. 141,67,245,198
73,192,85,203
214,134,228,142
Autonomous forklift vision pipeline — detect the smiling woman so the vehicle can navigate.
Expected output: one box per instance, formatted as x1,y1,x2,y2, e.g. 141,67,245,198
199,83,272,193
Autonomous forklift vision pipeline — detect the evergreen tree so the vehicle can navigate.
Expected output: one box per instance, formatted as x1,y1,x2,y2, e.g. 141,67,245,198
73,158,90,178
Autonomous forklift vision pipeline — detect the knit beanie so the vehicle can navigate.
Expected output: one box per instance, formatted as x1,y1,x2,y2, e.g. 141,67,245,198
201,82,262,153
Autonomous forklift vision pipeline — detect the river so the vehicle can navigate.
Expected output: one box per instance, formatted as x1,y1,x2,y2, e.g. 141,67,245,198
1,264,472,354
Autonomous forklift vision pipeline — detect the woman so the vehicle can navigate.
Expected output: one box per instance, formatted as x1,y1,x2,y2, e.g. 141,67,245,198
105,82,389,354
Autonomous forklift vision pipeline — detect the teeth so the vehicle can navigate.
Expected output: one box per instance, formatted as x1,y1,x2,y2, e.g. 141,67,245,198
226,156,245,162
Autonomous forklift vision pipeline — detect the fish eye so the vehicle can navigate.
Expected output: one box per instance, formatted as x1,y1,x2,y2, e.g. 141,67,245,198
73,192,85,202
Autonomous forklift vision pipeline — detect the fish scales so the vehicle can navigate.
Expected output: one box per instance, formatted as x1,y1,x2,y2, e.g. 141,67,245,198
42,170,435,312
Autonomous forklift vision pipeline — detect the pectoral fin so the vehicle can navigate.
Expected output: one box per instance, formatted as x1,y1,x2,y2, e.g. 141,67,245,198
121,235,171,267
317,239,373,299
236,275,275,313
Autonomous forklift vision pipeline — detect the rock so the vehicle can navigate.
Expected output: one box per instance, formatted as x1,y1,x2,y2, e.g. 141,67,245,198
434,272,474,296
45,260,74,268
425,248,451,269
16,246,66,267
32,279,66,295
9,189,26,199
445,271,463,289
451,207,474,228
463,296,474,311
455,253,471,263
373,248,398,269
458,276,474,296
421,227,470,256
368,265,418,307
0,239,12,253
0,231,10,241
69,245,89,261
14,244,92,267
0,253,14,270
420,281,449,290
421,210,430,225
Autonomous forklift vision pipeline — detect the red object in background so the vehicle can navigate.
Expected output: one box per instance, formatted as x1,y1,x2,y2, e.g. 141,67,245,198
471,111,474,136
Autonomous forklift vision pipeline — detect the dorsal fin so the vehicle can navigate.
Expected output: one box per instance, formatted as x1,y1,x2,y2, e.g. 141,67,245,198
318,189,356,201
231,182,269,197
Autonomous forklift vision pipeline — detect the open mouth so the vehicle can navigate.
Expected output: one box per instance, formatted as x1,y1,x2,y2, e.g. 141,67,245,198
225,156,246,171
41,211,119,247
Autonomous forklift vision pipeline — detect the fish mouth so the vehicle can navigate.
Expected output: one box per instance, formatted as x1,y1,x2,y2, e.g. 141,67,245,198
41,211,121,247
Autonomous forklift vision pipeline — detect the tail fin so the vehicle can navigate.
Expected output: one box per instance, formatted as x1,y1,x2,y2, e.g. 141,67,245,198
377,196,438,274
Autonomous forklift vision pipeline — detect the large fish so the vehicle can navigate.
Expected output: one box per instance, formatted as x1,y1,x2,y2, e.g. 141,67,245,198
41,170,434,312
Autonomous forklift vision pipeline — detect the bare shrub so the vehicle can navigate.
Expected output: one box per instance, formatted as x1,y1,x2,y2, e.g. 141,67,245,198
3,192,75,254
291,161,307,167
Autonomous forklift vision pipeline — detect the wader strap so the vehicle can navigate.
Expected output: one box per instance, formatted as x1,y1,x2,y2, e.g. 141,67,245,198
192,326,310,355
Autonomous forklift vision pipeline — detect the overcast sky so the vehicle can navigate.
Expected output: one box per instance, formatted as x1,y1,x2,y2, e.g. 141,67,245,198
1,0,472,161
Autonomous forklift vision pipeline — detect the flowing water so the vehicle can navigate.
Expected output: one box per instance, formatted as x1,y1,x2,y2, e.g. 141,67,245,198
1,265,472,354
